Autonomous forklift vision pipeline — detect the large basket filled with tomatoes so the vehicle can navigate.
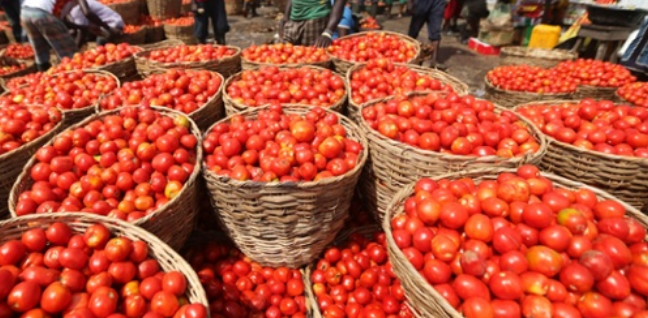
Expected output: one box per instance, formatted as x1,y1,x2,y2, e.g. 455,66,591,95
0,213,209,318
116,25,147,45
222,65,347,116
52,43,143,81
0,43,36,61
201,104,368,267
554,59,636,101
105,0,141,24
484,65,576,108
98,68,224,131
163,16,196,43
0,105,64,219
134,44,242,78
241,43,332,70
326,31,421,74
134,39,183,72
515,99,648,209
616,82,648,108
7,106,203,250
146,0,182,20
499,47,577,69
0,58,37,84
384,165,648,318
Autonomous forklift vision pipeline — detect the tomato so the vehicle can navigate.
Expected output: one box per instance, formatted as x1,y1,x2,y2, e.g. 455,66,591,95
150,291,179,317
8,282,41,312
40,282,72,313
462,297,494,318
577,292,613,318
559,263,594,293
489,271,522,300
88,287,118,318
452,274,490,301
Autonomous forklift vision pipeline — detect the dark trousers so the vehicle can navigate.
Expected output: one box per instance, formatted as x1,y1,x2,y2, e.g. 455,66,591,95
407,0,446,42
194,0,230,44
0,0,25,42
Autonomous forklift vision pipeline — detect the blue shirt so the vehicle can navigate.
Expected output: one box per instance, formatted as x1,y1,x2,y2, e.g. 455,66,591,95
332,0,354,39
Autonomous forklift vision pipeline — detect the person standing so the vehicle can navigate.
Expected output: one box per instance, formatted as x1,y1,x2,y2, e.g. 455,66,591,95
280,0,347,47
384,0,406,19
194,0,230,45
407,0,447,68
0,0,26,42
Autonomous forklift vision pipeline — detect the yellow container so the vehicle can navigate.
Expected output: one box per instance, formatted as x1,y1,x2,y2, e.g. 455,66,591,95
528,24,562,49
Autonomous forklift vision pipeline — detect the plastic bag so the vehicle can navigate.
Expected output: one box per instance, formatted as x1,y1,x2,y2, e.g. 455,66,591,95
487,3,512,28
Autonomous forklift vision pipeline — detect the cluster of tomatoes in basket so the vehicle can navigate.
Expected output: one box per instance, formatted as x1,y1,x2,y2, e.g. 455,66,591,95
554,59,636,88
617,82,648,108
203,105,363,182
184,240,308,318
164,15,194,26
391,165,648,318
123,25,143,34
3,43,34,60
145,45,236,63
0,64,27,76
242,44,329,65
360,17,380,30
0,222,208,318
226,66,345,108
516,99,648,158
53,43,141,71
0,105,62,155
327,32,417,63
5,72,44,91
361,93,541,157
100,69,222,114
13,107,198,219
140,15,163,27
1,70,118,111
349,59,456,105
486,65,579,94
311,229,414,318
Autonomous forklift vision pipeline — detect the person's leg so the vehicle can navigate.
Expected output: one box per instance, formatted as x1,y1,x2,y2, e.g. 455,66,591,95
194,2,209,43
1,0,24,43
302,16,327,46
21,9,52,70
426,0,446,67
211,0,230,44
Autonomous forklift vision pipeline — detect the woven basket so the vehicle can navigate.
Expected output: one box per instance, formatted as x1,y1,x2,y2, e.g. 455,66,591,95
202,105,368,268
88,47,142,81
346,63,470,122
107,0,141,24
146,25,166,43
327,31,421,74
163,22,195,39
484,77,574,109
0,213,208,306
135,44,242,78
384,167,648,318
499,47,577,68
8,106,203,250
135,39,184,75
146,0,182,20
222,65,347,116
241,57,331,71
573,84,618,101
0,59,37,82
515,100,648,209
117,27,147,45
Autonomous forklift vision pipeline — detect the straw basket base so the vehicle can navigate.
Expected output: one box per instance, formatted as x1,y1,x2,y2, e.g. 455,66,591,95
484,78,574,108
573,85,618,101
499,47,577,68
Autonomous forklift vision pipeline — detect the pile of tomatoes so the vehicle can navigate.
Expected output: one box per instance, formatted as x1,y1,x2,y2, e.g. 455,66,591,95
0,64,27,76
242,44,329,65
5,72,44,91
554,59,636,88
360,17,380,30
310,229,414,318
203,105,363,182
123,25,143,34
486,65,578,94
349,59,456,105
3,43,34,60
164,15,194,26
53,43,141,72
225,66,345,108
184,240,309,318
391,164,648,318
1,71,118,111
140,15,163,27
0,105,62,155
327,32,418,63
0,222,208,318
145,45,237,64
617,82,648,108
99,69,222,114
361,93,541,158
13,107,198,219
516,99,648,158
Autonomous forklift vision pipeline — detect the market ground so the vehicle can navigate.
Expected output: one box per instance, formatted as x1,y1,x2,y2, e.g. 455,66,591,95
225,6,499,96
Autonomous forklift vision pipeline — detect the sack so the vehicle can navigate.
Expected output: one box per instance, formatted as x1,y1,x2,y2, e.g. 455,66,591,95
486,3,512,29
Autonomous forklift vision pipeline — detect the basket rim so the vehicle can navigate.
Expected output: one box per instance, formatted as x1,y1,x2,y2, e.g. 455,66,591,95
326,31,422,65
202,104,369,189
53,45,143,73
484,75,577,96
499,46,578,61
0,60,37,80
7,106,204,226
0,105,65,161
240,44,332,67
134,43,242,68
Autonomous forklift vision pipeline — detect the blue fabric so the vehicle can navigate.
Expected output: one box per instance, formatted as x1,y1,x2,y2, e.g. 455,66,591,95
621,18,648,74
408,0,446,41
194,0,230,43
332,0,354,39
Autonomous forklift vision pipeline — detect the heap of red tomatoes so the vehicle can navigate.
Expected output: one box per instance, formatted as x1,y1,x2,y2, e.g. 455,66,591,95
13,107,198,219
361,93,541,157
617,82,648,108
225,66,346,108
123,25,144,34
99,69,222,114
203,105,363,182
350,59,456,105
310,229,414,318
391,164,648,318
486,65,578,94
5,72,44,91
145,45,237,63
0,222,208,318
0,64,27,76
3,43,35,60
0,71,118,110
327,32,417,63
53,43,141,72
516,99,648,158
164,16,194,26
554,59,636,88
0,105,62,155
184,240,308,318
360,17,380,30
242,44,329,65
140,15,162,27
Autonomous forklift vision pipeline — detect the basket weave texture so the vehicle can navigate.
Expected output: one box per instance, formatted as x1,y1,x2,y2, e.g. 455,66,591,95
383,167,648,318
135,44,241,78
499,47,577,68
117,27,147,45
201,105,368,268
107,0,141,24
146,0,182,20
134,39,185,75
241,56,331,70
0,58,37,82
573,84,618,101
146,25,166,43
163,23,195,39
484,77,574,108
8,106,203,250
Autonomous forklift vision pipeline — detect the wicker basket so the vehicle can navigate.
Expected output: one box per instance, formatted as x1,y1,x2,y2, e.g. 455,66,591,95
484,77,574,109
146,25,166,43
346,63,470,122
0,213,208,306
8,106,203,250
107,0,141,24
499,47,577,68
88,47,142,81
222,65,347,116
135,44,242,78
327,31,421,74
146,0,182,20
117,27,147,45
0,59,37,82
384,167,648,318
202,105,368,268
241,57,331,71
514,100,648,209
573,84,619,101
164,22,195,39
134,39,183,75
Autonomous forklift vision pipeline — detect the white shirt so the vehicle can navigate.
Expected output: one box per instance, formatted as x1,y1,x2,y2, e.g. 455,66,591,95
22,0,77,13
64,0,124,28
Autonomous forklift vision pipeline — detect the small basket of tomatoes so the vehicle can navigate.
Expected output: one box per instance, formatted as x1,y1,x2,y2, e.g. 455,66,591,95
0,58,37,84
359,16,382,32
555,59,636,101
134,43,242,78
116,25,147,45
617,82,648,108
499,47,577,69
163,16,196,42
0,213,209,318
104,0,141,24
52,43,143,82
241,43,332,70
